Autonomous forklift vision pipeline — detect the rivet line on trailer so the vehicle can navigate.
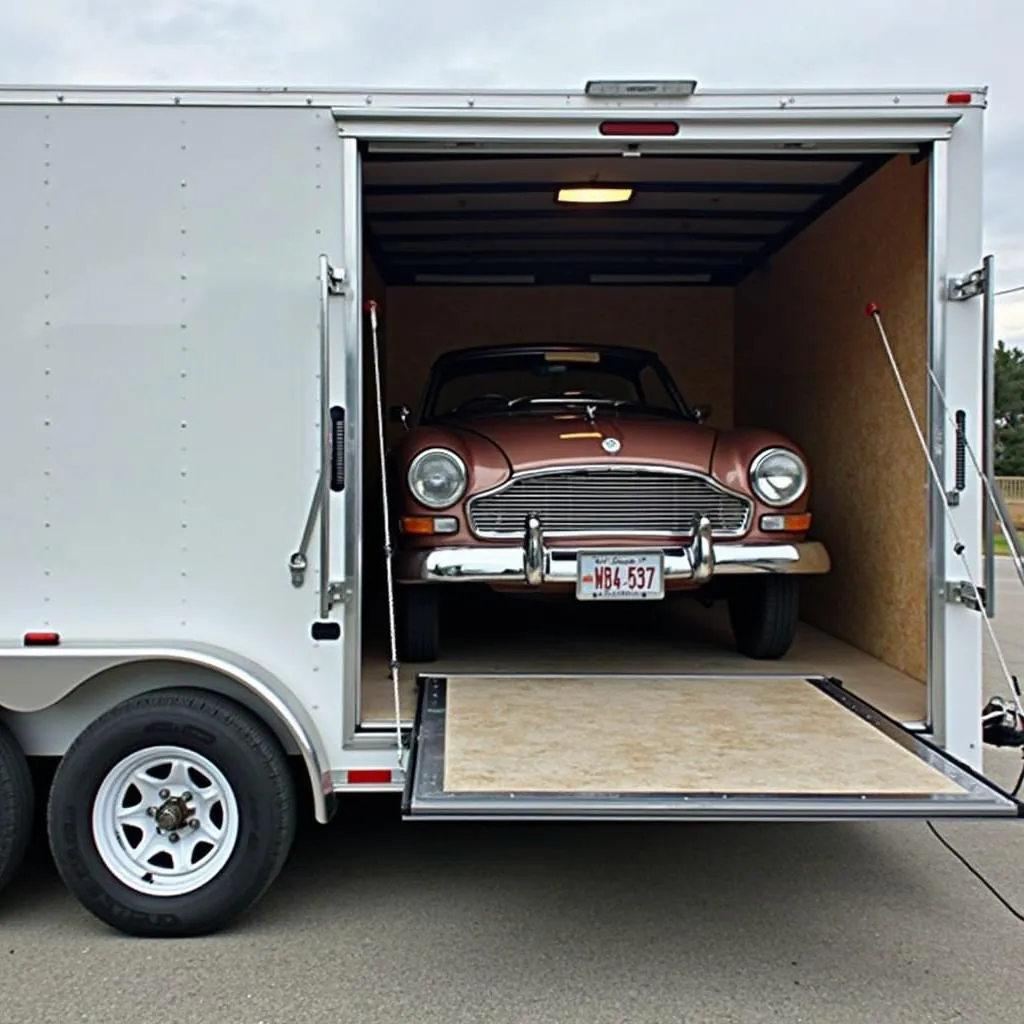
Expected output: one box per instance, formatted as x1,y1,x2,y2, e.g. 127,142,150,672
366,298,405,769
865,304,1023,724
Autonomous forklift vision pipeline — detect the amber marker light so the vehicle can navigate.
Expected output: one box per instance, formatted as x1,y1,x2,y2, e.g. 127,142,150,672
760,513,812,532
400,516,459,535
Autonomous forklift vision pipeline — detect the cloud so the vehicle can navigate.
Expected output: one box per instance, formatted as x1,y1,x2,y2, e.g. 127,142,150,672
3,0,1024,342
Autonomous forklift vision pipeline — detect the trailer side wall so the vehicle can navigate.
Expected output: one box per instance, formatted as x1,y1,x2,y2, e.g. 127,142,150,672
0,104,350,757
734,154,930,682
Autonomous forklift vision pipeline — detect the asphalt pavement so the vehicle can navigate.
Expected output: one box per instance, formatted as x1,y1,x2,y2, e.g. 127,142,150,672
1,558,1022,1024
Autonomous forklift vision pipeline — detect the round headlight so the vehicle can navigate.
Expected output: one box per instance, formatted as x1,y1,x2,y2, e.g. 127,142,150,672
407,448,467,509
749,448,807,507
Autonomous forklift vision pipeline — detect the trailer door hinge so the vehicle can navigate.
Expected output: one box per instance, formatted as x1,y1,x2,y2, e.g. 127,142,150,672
327,581,351,606
327,265,347,295
947,265,987,302
945,580,987,612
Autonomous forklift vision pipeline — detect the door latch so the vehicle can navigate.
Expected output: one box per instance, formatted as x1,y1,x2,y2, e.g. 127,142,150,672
326,265,347,295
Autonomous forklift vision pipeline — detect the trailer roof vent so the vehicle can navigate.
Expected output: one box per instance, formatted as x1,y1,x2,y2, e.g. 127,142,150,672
585,79,697,98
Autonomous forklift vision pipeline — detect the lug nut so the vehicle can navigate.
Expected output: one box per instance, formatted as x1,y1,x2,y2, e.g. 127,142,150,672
189,819,200,830
146,807,157,817
182,792,192,802
159,789,170,799
169,832,180,843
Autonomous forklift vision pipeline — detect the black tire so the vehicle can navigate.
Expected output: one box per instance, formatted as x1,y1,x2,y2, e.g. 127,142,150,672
46,688,296,938
726,575,800,659
396,585,440,662
0,720,34,898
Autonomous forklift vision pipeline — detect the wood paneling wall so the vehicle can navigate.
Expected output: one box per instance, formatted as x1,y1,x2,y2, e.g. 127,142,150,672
383,286,735,429
735,155,930,682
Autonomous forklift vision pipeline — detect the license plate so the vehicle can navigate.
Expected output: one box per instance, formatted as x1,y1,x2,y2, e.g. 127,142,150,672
576,551,665,601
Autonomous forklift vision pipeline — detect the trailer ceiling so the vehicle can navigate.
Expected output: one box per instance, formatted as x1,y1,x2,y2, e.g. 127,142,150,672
361,150,900,286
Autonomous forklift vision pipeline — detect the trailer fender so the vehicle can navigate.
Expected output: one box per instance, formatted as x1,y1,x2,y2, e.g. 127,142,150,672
0,642,334,823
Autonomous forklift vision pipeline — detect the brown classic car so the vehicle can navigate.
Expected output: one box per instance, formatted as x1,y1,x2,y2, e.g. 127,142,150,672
387,344,830,662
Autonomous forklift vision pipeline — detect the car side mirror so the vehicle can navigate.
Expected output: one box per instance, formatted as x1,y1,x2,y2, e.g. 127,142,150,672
389,404,411,429
692,405,712,424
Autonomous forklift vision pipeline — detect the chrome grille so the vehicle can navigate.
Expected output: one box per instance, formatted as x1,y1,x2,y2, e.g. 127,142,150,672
467,468,752,538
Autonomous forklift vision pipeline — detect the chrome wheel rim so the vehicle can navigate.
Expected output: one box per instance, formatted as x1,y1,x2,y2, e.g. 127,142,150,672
91,745,240,897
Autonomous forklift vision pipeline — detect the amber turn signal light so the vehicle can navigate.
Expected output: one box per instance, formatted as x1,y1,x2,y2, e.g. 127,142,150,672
760,513,812,532
400,516,459,535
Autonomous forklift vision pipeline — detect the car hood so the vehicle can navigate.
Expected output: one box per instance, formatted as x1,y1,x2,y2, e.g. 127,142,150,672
451,410,718,473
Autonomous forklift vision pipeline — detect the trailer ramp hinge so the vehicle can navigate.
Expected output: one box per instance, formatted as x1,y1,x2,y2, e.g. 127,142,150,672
947,265,987,302
945,580,987,612
326,581,351,606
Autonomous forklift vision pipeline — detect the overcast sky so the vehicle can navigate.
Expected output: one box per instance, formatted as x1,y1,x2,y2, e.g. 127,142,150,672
4,0,1024,346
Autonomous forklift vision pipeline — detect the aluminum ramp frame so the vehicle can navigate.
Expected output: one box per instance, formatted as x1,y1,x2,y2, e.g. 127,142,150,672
401,673,1022,821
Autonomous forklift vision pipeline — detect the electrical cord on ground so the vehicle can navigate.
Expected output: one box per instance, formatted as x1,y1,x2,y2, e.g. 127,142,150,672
926,819,1024,924
1011,758,1024,800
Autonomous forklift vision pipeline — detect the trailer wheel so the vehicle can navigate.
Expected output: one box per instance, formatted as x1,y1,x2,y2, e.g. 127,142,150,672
726,575,800,659
46,688,296,938
397,584,440,662
0,720,34,898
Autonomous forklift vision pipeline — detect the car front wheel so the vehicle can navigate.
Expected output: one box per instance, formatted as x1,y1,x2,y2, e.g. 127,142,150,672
47,688,296,938
726,575,800,659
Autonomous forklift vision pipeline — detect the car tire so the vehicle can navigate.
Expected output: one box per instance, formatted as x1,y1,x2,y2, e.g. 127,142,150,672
726,575,800,659
0,720,34,899
46,687,296,938
396,585,440,662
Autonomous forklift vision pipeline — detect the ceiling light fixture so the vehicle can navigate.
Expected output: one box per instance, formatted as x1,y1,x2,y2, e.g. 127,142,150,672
556,186,634,204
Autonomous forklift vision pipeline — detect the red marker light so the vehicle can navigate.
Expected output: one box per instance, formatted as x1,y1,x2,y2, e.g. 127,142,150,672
24,631,60,646
346,769,392,785
946,92,972,105
598,120,680,137
865,302,880,317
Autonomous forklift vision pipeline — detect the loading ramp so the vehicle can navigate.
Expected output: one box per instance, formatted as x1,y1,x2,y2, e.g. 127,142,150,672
403,673,1020,821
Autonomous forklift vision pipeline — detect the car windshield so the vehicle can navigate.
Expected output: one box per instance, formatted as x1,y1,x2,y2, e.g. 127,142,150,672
423,348,691,422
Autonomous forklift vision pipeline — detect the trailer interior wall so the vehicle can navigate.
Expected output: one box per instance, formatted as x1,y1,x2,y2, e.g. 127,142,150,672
361,247,389,628
383,287,736,429
734,154,930,682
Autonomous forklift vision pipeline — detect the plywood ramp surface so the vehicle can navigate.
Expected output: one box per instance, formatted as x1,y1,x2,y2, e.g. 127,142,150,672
441,676,963,797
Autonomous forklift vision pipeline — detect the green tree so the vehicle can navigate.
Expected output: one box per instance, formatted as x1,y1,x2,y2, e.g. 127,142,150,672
994,340,1024,476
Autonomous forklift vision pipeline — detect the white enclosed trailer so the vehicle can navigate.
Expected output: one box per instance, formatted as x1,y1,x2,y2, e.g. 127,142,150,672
0,80,1020,937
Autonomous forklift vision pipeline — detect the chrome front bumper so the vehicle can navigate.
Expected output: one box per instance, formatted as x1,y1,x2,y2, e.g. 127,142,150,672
399,515,830,585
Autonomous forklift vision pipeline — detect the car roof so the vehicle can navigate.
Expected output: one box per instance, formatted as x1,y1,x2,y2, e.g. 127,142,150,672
430,343,661,365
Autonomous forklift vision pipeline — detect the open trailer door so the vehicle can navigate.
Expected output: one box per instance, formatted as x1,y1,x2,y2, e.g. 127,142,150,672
402,674,1020,821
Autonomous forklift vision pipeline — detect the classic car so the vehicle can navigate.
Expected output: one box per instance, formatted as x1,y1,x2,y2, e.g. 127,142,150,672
387,343,830,662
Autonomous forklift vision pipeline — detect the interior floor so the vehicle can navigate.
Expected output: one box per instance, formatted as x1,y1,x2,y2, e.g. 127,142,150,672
358,586,927,728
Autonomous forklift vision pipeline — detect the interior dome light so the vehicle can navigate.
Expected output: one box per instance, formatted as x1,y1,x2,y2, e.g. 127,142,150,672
556,186,634,204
